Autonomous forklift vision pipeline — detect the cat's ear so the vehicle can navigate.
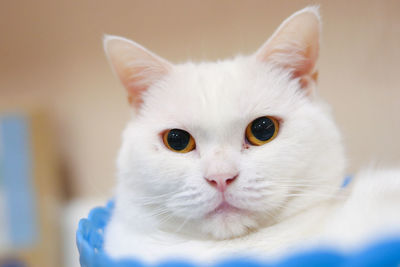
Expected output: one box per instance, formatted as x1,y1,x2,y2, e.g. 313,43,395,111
104,35,173,108
255,6,320,93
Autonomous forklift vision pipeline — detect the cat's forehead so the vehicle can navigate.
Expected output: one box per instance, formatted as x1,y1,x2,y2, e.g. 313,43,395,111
142,57,304,132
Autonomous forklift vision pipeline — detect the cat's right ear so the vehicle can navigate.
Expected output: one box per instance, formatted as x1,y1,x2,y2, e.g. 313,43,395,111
103,35,173,108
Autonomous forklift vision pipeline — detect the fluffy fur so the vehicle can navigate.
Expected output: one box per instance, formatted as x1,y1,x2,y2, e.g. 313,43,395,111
103,6,400,264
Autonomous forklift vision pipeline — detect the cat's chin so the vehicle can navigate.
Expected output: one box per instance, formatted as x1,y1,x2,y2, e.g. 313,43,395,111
201,203,258,240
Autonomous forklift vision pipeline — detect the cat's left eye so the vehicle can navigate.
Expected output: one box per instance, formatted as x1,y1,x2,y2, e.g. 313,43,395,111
245,116,279,146
162,129,196,153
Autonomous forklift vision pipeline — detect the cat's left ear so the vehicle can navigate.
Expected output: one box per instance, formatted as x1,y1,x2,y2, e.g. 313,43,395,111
255,6,320,94
104,35,173,109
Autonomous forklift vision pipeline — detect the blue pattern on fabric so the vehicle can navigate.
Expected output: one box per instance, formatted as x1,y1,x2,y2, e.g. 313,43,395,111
77,197,400,267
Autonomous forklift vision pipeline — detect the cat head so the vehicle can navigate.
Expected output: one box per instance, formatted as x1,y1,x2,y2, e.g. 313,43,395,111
105,6,345,239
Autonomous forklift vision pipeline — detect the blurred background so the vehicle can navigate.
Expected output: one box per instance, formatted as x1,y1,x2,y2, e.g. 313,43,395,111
0,0,399,266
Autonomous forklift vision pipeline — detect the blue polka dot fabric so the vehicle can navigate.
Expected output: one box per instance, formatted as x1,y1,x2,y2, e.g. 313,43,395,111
76,200,400,267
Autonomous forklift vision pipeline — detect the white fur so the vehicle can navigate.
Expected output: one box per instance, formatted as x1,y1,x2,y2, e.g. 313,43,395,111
103,7,400,265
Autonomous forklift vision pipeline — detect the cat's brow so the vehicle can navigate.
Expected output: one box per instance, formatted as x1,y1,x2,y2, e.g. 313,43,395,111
183,118,247,141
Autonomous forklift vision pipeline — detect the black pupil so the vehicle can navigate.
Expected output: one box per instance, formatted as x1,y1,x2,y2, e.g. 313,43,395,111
167,129,190,151
251,117,275,141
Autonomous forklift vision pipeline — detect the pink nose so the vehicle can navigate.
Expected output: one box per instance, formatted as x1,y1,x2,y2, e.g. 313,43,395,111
205,173,238,192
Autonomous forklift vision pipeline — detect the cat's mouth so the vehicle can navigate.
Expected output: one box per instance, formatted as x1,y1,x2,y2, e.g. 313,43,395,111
206,201,242,217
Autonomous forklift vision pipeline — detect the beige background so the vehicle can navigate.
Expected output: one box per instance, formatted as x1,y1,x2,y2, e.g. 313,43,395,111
1,0,399,198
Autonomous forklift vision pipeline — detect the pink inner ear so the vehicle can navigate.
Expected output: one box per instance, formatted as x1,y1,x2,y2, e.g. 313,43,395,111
127,85,146,107
124,61,170,108
283,52,315,79
104,35,172,109
121,63,161,107
255,8,320,83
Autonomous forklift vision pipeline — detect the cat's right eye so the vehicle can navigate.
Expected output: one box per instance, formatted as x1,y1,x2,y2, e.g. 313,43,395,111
162,129,196,153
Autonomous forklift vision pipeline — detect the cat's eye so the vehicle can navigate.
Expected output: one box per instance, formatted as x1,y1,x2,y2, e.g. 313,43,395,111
245,116,279,146
163,129,196,153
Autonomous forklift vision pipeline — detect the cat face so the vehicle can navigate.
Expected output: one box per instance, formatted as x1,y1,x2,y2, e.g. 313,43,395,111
106,6,345,239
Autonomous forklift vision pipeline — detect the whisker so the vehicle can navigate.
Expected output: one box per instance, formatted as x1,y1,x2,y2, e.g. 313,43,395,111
174,217,191,234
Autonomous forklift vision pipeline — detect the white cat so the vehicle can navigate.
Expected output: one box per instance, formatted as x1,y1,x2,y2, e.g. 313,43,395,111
103,6,400,264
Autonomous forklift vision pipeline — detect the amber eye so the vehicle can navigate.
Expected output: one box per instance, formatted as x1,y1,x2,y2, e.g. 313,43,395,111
245,116,279,146
163,129,196,153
